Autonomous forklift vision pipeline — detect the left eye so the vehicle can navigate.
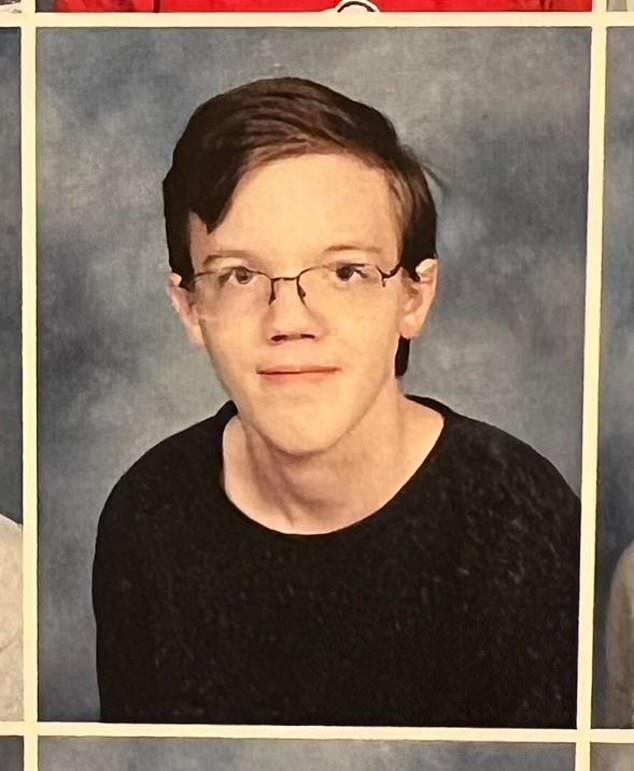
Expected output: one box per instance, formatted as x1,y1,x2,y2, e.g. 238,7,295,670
231,267,256,285
333,263,369,282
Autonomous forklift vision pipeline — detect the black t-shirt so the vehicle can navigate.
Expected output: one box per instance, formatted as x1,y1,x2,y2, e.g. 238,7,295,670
93,396,580,726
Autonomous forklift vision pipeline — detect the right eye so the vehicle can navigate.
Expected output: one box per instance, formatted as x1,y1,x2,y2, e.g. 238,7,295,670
216,267,257,287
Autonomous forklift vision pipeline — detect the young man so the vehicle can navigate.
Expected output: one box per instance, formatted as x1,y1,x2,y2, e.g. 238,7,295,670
93,77,580,727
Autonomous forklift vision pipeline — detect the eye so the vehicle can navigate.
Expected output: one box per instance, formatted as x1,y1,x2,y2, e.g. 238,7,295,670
232,266,256,285
217,266,257,287
333,263,370,282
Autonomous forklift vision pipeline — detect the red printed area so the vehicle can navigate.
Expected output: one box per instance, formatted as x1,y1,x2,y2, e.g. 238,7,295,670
54,0,591,10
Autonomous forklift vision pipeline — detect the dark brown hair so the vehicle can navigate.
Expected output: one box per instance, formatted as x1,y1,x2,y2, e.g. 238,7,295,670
163,77,437,376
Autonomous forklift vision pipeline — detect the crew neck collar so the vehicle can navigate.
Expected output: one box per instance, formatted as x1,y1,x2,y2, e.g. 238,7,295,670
209,395,457,542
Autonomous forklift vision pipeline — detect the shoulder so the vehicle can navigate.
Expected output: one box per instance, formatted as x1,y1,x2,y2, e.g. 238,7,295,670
413,396,579,539
0,514,21,561
114,401,234,493
606,542,634,726
609,542,634,615
0,515,21,645
416,402,580,635
468,418,569,481
97,402,235,538
0,516,22,721
436,399,576,499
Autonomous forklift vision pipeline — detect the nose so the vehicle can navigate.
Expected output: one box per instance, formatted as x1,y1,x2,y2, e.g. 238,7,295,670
268,276,306,304
264,276,324,343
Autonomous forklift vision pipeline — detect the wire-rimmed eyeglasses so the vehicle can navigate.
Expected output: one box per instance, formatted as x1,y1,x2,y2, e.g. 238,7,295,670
184,260,406,315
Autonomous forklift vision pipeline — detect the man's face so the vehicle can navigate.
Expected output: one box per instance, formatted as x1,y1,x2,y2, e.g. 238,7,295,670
181,152,433,456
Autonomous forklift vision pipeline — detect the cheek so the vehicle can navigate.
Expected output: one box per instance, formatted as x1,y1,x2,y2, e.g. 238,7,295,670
339,306,401,367
200,320,257,382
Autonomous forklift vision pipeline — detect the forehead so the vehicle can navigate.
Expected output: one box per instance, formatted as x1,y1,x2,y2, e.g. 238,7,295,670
188,153,401,269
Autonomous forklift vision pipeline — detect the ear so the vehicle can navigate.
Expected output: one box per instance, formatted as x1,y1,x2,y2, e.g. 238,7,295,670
167,272,205,347
398,258,438,340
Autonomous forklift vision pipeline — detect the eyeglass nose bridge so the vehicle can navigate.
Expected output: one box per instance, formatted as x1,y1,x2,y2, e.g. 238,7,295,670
268,273,308,305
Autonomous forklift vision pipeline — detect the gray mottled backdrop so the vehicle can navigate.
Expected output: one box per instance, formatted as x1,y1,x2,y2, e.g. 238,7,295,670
594,28,634,725
39,739,574,770
592,744,634,771
37,27,590,719
0,737,22,771
0,30,21,524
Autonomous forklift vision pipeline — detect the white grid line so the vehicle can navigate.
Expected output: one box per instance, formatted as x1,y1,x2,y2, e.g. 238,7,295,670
26,10,620,24
33,724,580,740
20,14,38,771
574,17,608,771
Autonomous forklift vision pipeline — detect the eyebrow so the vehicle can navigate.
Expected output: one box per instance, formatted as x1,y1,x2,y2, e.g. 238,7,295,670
201,243,384,268
322,243,384,258
200,250,255,267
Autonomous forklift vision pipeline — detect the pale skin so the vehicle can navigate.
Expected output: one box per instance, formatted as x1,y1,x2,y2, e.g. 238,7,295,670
169,152,442,535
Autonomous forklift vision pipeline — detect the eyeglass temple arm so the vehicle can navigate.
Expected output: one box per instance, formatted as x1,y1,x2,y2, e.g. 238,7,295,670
380,253,437,284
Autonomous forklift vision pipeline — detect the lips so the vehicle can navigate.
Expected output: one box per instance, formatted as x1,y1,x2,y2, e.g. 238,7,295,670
258,365,338,375
257,365,339,383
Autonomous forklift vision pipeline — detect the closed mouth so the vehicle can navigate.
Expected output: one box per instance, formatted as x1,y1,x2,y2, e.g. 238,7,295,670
257,366,339,376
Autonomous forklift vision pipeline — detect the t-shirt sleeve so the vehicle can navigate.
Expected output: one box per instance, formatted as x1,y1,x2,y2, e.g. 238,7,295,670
606,542,634,727
502,463,580,727
464,440,581,728
92,475,158,722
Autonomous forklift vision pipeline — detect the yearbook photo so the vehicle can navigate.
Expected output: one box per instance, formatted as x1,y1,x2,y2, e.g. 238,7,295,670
0,27,22,723
593,745,634,771
37,26,590,725
39,738,575,771
594,27,634,729
0,737,22,771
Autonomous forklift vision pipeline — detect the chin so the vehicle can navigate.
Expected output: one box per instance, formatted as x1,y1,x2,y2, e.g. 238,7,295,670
232,377,384,456
251,410,352,458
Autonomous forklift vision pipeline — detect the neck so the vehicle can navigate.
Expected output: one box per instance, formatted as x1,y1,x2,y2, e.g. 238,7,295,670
223,385,443,535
